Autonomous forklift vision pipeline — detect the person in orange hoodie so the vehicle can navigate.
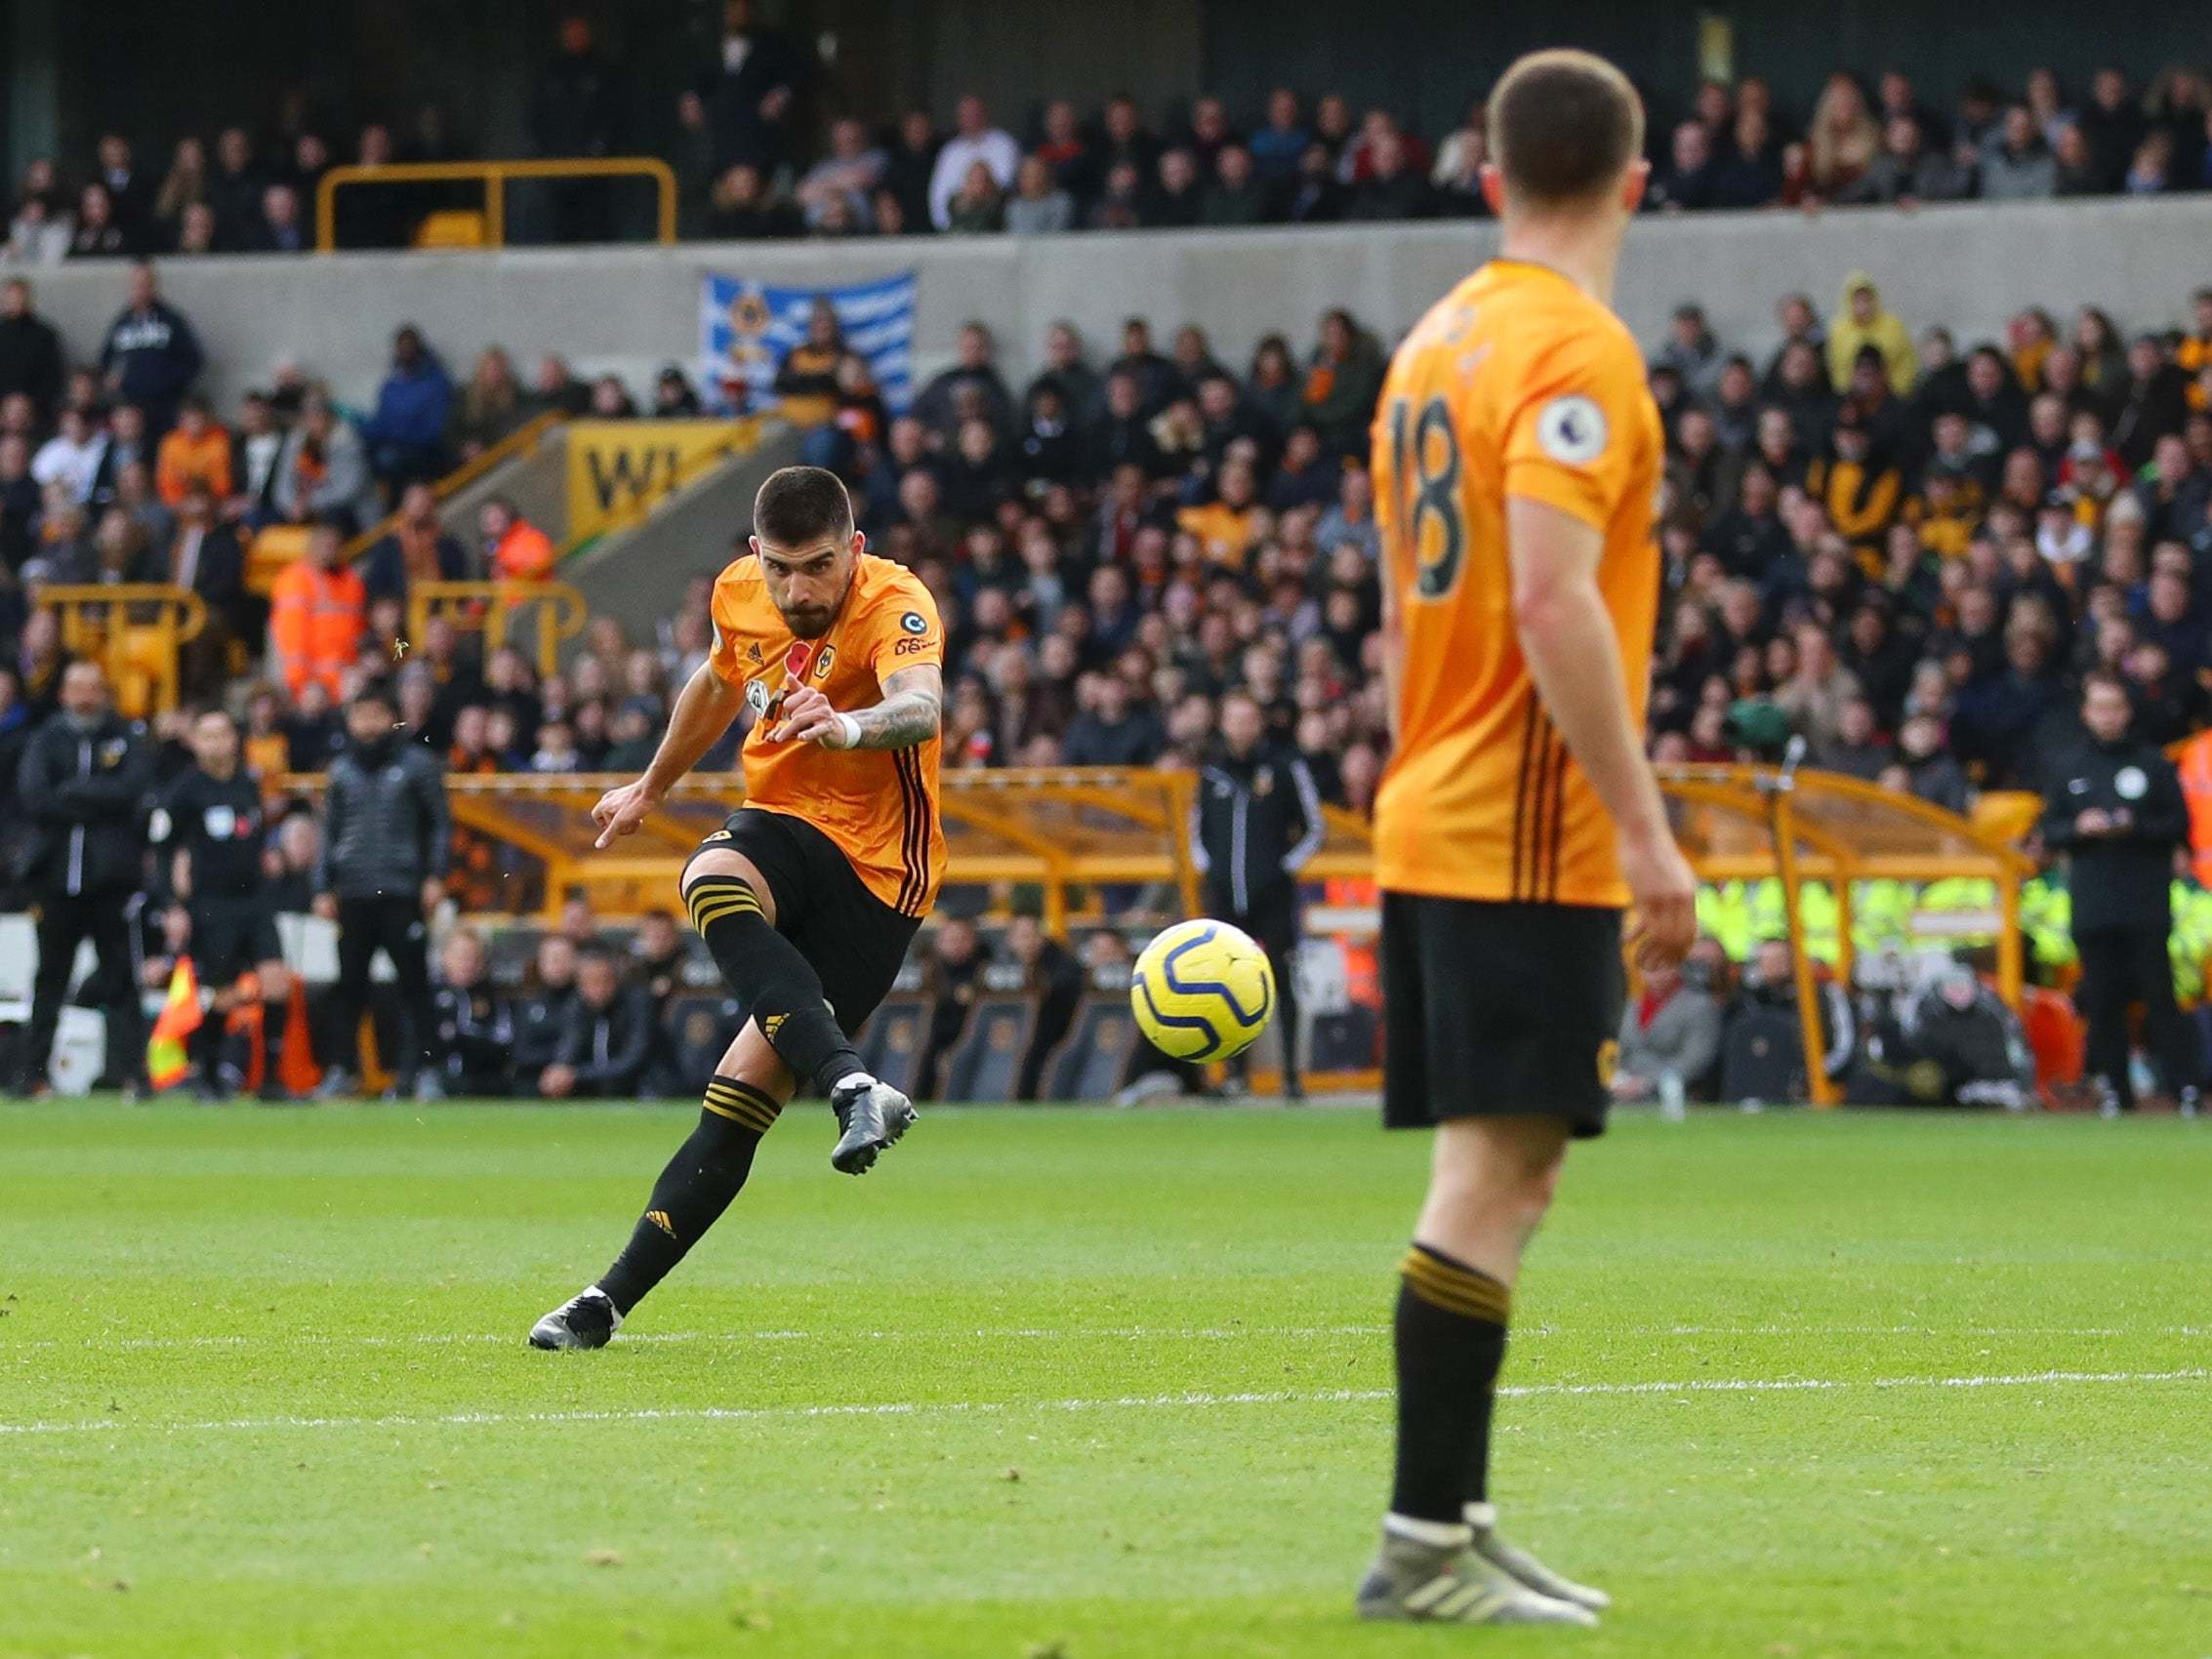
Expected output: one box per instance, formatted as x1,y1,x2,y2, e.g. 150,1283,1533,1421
267,517,367,699
154,393,233,506
477,494,555,581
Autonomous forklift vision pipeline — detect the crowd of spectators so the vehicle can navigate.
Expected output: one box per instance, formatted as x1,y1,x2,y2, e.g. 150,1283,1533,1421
7,250,2212,867
12,15,2212,260
4,222,2212,1095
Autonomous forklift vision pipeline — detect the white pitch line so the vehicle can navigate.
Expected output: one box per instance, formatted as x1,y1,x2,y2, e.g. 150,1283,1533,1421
10,1321,2210,1356
0,1367,2203,1439
2,1323,1386,1355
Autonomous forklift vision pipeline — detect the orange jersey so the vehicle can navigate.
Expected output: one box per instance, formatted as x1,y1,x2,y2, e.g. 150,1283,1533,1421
708,551,947,916
1372,260,1662,909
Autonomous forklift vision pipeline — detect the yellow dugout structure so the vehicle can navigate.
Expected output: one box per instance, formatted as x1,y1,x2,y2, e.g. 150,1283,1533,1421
275,762,2031,1106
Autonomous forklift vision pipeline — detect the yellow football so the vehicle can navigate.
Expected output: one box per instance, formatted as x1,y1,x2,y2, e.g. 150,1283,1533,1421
1130,918,1277,1061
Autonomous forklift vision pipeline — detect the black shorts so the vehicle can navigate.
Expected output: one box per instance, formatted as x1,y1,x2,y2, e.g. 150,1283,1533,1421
1381,893,1624,1140
190,895,282,986
688,807,922,1034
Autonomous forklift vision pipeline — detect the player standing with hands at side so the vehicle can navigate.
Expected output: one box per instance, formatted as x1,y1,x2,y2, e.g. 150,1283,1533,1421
1356,50,1697,1625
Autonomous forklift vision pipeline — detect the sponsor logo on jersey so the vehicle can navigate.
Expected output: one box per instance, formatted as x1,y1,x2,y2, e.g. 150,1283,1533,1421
2115,766,2148,800
900,610,928,634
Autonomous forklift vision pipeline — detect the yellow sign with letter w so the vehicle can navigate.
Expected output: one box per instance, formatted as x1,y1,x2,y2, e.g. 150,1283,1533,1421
564,417,766,545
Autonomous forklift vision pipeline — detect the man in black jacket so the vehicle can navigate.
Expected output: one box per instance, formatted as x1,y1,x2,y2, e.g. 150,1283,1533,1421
99,263,203,435
2039,672,2198,1113
1008,910,1085,1101
429,926,512,1098
1190,689,1323,1098
12,662,151,1096
0,278,65,417
512,933,580,1081
540,944,654,1099
313,683,450,1097
148,708,287,1097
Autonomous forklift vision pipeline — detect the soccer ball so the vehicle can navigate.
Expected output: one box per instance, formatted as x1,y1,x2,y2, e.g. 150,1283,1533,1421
1130,919,1276,1061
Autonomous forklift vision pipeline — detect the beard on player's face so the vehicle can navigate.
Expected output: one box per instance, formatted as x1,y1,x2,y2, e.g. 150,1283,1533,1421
760,536,855,638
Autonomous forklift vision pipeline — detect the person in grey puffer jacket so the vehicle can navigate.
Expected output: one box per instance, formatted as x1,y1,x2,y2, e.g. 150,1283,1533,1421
313,681,449,1096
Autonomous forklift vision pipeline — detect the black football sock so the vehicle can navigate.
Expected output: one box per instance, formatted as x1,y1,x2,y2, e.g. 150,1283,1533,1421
596,1077,780,1315
682,873,864,1096
1388,1242,1512,1527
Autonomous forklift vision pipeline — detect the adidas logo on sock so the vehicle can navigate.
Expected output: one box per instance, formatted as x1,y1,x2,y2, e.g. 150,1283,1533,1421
645,1210,676,1238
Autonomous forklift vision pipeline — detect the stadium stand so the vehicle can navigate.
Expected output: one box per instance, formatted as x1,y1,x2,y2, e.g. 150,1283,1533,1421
11,52,2212,257
8,40,2212,1104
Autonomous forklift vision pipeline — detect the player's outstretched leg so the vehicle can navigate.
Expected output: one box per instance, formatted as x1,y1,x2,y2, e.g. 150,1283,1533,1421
681,857,915,1174
528,1074,783,1349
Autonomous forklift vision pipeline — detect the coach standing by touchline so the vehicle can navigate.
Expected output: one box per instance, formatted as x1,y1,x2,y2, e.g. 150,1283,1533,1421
11,662,152,1097
312,682,450,1099
2038,670,2200,1116
1190,687,1324,1099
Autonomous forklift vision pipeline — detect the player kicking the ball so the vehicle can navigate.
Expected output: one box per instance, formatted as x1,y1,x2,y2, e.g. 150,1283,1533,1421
1355,51,1697,1623
530,465,945,1350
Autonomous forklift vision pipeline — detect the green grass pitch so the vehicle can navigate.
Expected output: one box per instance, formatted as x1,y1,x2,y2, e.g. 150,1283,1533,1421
3,1101,2207,1659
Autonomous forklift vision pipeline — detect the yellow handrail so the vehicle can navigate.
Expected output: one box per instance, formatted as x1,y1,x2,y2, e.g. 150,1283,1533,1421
403,580,588,678
315,157,677,252
38,584,208,715
342,409,566,564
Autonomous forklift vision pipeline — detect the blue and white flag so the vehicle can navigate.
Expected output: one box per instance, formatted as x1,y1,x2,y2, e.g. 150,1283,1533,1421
698,269,916,417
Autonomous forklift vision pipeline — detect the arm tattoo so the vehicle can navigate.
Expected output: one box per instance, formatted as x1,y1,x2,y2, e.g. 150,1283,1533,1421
847,667,943,750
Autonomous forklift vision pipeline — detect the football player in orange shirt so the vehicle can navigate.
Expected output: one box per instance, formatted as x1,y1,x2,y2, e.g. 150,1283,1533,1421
530,466,946,1350
1354,51,1697,1624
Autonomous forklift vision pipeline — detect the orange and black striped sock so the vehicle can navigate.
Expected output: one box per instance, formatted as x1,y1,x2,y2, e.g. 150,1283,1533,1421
596,1075,784,1315
1389,1242,1512,1525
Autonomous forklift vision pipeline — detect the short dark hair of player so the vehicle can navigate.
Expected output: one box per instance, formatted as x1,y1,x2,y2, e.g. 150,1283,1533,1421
1488,49,1645,208
753,465,854,550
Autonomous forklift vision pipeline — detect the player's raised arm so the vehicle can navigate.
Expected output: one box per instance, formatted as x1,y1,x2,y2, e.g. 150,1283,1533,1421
592,661,747,849
1505,495,1694,966
769,663,942,750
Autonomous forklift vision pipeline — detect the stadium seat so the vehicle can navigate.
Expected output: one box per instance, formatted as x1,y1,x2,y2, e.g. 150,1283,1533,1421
1972,792,2041,845
414,211,489,249
942,994,1034,1103
1307,1003,1378,1072
1045,997,1140,1101
858,994,928,1098
248,526,309,595
663,991,744,1089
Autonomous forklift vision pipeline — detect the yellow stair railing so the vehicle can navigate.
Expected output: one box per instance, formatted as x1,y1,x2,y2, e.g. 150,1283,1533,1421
38,585,208,716
404,580,588,678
